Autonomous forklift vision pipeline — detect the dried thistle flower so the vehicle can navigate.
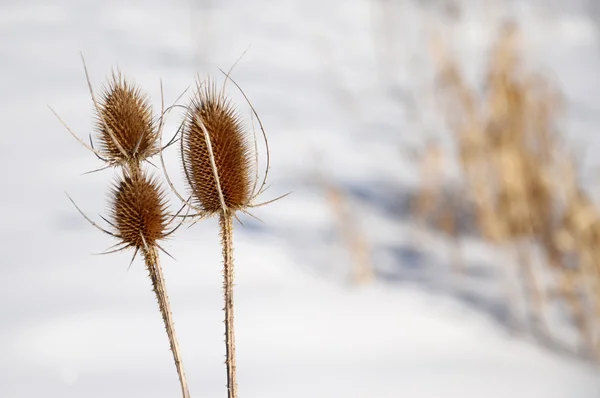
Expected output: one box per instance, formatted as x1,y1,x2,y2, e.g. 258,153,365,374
182,80,253,214
109,171,170,251
95,71,159,168
50,55,167,176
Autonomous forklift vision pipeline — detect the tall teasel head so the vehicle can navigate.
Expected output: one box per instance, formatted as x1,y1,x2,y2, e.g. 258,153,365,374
181,79,255,215
108,170,172,252
173,74,283,398
95,71,159,167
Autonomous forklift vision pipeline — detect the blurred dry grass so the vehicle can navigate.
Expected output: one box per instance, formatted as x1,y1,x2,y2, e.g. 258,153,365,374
410,21,600,359
313,2,600,361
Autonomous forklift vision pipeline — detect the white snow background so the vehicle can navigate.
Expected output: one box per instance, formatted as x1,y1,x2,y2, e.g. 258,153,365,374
1,0,600,397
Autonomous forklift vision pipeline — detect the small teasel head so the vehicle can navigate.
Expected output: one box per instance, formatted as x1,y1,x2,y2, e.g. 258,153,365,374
109,170,171,250
181,79,254,215
95,71,158,167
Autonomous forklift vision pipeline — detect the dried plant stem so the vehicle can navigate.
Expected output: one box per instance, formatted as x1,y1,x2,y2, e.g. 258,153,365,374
219,211,238,398
326,184,372,284
144,246,190,398
126,161,142,180
515,243,545,332
558,271,593,354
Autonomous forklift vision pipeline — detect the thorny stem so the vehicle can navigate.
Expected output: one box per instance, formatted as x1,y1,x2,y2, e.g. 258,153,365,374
195,93,238,397
220,212,238,398
126,160,142,180
143,246,191,398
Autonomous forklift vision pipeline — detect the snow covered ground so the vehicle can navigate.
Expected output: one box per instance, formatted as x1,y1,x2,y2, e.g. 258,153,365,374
1,0,600,397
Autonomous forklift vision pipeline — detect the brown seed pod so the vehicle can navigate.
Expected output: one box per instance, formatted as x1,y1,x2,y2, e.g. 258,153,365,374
109,170,170,250
95,71,158,166
181,80,254,214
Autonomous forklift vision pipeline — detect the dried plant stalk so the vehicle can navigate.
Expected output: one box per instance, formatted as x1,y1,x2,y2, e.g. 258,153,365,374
325,182,373,284
144,245,190,398
430,22,600,349
180,76,279,398
66,168,191,397
515,243,545,331
109,172,191,398
173,70,286,397
182,81,248,398
219,212,237,396
57,59,193,396
437,204,464,276
412,141,444,223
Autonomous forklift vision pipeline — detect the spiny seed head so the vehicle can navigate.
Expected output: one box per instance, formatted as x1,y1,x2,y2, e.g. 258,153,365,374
181,79,254,214
109,171,170,249
95,71,158,164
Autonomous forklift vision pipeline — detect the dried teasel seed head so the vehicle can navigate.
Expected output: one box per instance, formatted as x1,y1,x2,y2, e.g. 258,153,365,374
109,171,170,249
95,71,158,165
181,80,254,214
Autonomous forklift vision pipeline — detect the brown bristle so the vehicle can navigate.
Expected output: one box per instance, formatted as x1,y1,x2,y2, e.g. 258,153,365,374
181,80,254,214
110,171,169,249
96,71,157,164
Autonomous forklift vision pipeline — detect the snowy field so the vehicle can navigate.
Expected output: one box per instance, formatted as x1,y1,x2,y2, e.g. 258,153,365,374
1,0,600,397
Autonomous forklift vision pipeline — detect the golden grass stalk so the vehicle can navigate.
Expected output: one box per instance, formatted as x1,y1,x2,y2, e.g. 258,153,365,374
556,184,600,354
412,140,444,223
177,76,283,398
410,141,465,276
430,21,600,356
432,23,569,337
324,180,373,285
